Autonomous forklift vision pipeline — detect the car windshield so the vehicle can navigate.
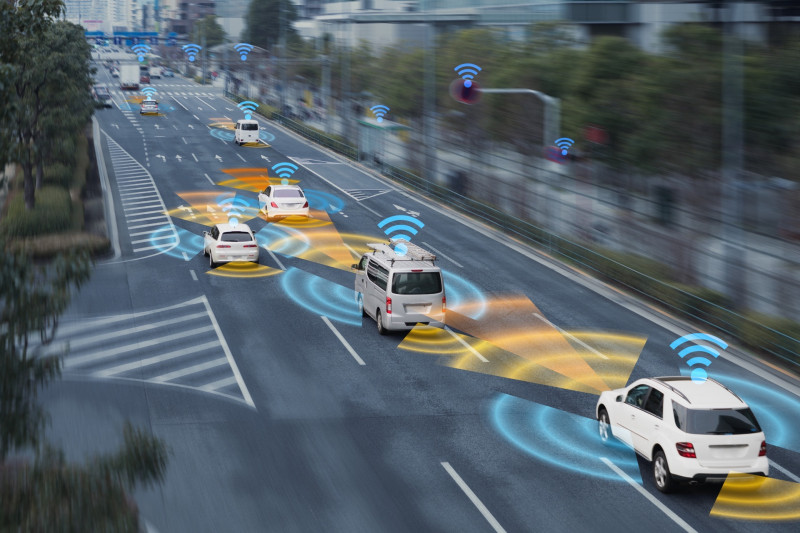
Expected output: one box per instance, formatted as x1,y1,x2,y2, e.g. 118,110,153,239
684,407,762,435
274,189,303,198
391,272,442,295
241,123,258,131
220,231,253,243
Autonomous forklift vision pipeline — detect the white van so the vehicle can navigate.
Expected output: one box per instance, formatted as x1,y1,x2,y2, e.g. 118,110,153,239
234,119,259,145
353,240,446,335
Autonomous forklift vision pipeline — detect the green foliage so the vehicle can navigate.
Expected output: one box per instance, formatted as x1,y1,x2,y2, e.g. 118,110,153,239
1,186,72,238
243,0,298,51
43,164,73,188
192,14,227,48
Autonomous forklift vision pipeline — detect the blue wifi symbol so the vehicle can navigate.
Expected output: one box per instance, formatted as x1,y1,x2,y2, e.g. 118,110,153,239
235,43,254,61
272,162,298,185
182,43,202,62
454,63,481,88
141,87,157,99
555,137,574,156
370,105,390,123
670,333,728,383
132,43,150,62
378,215,424,256
237,100,258,120
216,193,251,226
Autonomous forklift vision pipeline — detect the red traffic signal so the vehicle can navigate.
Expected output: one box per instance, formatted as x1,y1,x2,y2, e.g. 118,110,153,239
450,78,481,105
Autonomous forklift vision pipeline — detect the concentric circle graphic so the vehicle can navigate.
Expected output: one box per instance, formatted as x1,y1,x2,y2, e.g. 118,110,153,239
304,189,346,213
279,267,361,325
254,224,311,257
209,127,275,144
442,270,487,320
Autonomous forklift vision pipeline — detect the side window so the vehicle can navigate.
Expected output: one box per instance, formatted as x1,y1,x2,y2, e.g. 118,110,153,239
211,227,219,240
367,263,388,291
357,256,368,271
672,401,687,430
625,384,651,408
643,388,664,418
266,186,272,197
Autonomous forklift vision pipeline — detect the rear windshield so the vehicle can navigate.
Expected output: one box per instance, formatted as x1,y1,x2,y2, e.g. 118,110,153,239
274,189,303,198
241,123,258,131
391,272,442,295
674,404,762,435
220,231,253,242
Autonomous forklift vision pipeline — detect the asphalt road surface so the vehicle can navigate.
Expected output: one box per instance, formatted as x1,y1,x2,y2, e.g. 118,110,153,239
39,60,800,532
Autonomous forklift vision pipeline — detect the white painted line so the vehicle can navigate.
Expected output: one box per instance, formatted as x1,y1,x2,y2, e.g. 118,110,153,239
236,153,246,162
131,234,173,244
151,357,227,383
204,173,214,185
444,326,489,363
201,295,255,408
440,462,506,533
123,198,163,207
192,153,198,162
600,458,698,533
288,158,382,218
120,187,158,195
124,205,163,213
769,459,800,483
262,244,286,271
64,327,210,368
129,228,161,237
93,340,221,378
421,241,463,268
321,316,365,366
190,269,198,281
182,137,188,144
200,375,238,392
196,96,216,111
192,114,200,121
133,243,176,252
171,95,189,111
532,312,609,359
344,243,361,259
127,216,169,225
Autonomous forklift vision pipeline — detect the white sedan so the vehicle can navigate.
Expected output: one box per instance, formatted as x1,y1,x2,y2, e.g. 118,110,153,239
258,184,309,221
202,223,259,268
140,98,158,115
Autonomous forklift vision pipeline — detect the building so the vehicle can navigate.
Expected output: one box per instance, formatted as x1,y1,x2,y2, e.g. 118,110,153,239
168,0,217,37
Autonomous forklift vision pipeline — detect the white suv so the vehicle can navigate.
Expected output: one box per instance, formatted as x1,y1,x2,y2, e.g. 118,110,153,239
596,376,768,492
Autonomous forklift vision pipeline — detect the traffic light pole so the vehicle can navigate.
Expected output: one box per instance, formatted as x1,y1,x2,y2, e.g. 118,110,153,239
478,88,561,148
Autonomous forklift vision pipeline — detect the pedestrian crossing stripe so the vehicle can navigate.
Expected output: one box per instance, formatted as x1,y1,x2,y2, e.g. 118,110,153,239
343,189,392,201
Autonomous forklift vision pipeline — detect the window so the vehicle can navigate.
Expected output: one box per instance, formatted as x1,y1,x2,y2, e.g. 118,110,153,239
643,388,664,418
274,189,304,198
242,123,258,131
210,227,219,240
625,384,650,408
367,263,388,291
356,257,367,271
685,408,762,435
673,402,687,430
220,231,253,243
391,272,442,295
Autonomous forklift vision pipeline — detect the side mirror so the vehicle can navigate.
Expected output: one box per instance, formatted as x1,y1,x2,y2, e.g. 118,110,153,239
615,395,623,402
351,264,358,270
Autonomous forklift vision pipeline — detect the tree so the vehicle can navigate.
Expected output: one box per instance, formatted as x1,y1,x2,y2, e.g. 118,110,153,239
191,14,226,49
242,0,298,51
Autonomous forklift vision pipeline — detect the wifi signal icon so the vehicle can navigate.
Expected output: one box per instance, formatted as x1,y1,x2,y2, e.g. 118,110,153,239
132,43,150,62
235,43,254,61
182,43,202,62
141,87,157,99
272,162,298,185
216,193,250,226
555,138,574,156
670,333,728,383
237,100,258,120
454,63,482,88
370,105,390,123
377,215,424,256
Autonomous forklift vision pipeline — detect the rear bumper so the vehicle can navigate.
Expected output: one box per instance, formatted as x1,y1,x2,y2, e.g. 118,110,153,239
268,208,310,218
387,313,445,331
668,454,769,480
212,251,259,263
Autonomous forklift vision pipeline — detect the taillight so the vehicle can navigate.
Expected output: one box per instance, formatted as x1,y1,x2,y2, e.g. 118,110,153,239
216,244,231,248
676,442,696,458
302,201,308,208
270,201,279,208
442,295,446,312
759,440,767,457
386,297,392,314
243,244,257,248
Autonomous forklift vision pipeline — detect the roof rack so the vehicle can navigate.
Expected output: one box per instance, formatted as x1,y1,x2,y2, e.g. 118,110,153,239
366,239,437,267
704,377,744,402
653,377,692,404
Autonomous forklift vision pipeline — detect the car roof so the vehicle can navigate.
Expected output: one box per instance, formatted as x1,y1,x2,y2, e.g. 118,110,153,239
236,119,258,125
648,376,748,409
271,184,302,190
213,223,253,233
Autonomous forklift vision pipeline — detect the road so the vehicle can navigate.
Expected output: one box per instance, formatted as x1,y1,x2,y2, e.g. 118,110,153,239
38,58,800,532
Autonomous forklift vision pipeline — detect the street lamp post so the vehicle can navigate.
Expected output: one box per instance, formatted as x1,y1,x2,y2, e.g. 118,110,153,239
477,88,561,148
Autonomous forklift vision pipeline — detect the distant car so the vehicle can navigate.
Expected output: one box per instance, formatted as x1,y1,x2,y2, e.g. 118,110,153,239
111,68,120,78
234,119,259,145
140,74,150,84
92,85,112,108
258,184,309,221
203,223,259,268
162,69,174,78
596,376,768,493
139,98,158,115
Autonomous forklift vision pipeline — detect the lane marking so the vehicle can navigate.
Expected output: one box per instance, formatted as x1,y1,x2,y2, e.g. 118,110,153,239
321,316,365,365
193,114,200,121
441,462,506,533
200,375,237,392
600,458,698,533
151,357,227,383
532,312,609,359
421,241,463,268
444,326,489,362
58,312,207,350
171,95,189,111
190,269,198,281
182,251,190,262
93,340,221,378
236,153,246,162
196,96,216,111
204,173,214,185
192,153,199,162
769,459,800,483
182,137,188,144
262,244,286,271
288,158,381,218
344,243,360,259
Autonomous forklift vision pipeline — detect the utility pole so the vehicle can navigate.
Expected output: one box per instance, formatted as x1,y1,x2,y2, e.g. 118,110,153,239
279,0,287,114
421,0,437,185
322,54,331,134
477,88,561,149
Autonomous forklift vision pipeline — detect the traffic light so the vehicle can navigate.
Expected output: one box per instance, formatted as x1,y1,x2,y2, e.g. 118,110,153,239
450,78,481,105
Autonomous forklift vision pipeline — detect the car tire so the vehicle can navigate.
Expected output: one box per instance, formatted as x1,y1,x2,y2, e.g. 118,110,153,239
203,246,208,257
209,253,217,269
598,408,611,444
357,294,366,317
653,450,676,493
376,309,387,335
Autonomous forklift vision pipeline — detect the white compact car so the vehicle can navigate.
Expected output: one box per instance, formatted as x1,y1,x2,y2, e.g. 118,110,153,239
258,184,309,221
596,376,768,492
140,98,158,115
202,223,259,268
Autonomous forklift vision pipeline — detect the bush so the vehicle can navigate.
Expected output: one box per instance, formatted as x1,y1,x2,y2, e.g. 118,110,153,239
739,312,800,364
1,186,72,238
43,164,73,188
48,136,77,167
7,231,110,259
72,134,89,193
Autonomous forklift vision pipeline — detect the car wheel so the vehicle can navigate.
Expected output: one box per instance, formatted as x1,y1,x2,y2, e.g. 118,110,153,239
376,309,387,335
209,253,217,269
598,408,611,444
203,246,208,257
357,294,366,317
653,450,676,493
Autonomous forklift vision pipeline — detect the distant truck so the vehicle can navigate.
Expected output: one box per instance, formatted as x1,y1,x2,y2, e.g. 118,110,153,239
120,64,139,90
150,66,162,79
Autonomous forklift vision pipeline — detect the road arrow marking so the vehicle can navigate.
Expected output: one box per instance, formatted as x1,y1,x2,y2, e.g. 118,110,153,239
111,123,119,129
175,154,182,162
156,154,166,162
261,155,270,162
215,155,222,162
154,124,160,130
393,204,406,212
187,124,194,129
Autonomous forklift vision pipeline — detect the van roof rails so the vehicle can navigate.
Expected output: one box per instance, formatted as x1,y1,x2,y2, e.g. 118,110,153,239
366,239,437,266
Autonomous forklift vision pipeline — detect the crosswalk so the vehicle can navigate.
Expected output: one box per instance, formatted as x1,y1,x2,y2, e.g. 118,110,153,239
38,296,254,408
105,135,178,255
